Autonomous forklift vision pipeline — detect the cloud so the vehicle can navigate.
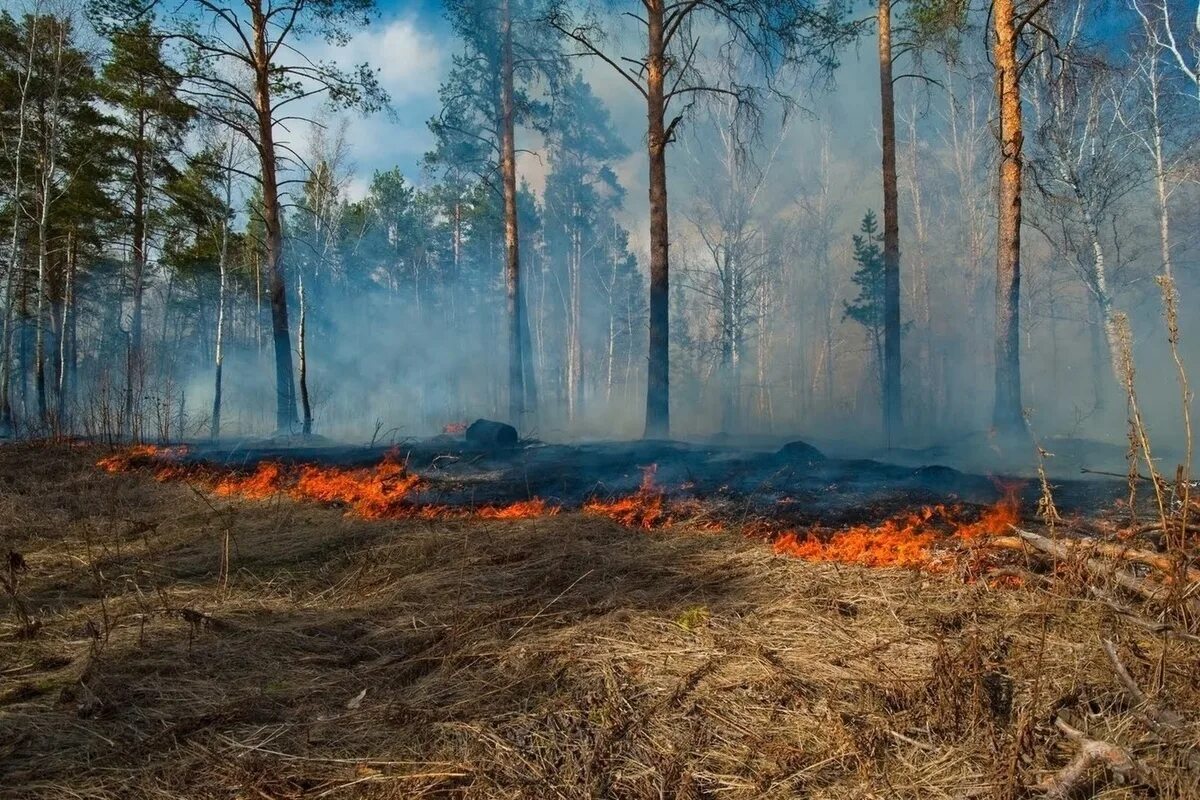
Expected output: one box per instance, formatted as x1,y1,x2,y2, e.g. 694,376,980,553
335,16,446,104
302,15,447,179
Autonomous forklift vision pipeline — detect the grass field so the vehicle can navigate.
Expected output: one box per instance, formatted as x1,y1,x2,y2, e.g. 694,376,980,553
0,443,1196,798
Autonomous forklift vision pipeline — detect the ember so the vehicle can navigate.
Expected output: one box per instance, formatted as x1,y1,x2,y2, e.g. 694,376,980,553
442,421,468,435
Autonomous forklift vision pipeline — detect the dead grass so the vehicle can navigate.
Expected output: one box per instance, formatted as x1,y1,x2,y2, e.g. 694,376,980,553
0,443,1197,799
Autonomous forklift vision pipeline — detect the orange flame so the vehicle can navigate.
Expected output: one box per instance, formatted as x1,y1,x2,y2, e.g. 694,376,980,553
584,464,668,528
954,485,1020,538
772,489,1021,569
292,460,421,518
97,444,187,473
773,505,943,568
477,499,560,519
95,448,1023,575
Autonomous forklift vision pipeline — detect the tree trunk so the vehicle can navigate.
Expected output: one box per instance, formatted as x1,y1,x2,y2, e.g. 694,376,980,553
126,114,147,439
34,159,50,427
644,2,670,439
56,231,73,429
992,0,1026,436
878,0,902,446
500,0,526,427
298,273,312,435
0,265,15,434
253,3,297,432
1148,57,1173,279
212,143,233,440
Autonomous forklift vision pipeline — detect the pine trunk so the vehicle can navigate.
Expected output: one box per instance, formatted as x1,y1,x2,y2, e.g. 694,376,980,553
500,0,527,427
644,1,670,439
878,0,902,446
992,0,1025,436
253,3,297,432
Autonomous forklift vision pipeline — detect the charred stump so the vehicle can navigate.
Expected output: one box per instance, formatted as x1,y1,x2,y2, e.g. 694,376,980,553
466,419,518,448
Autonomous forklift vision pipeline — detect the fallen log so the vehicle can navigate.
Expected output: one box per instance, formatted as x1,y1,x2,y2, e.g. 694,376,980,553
986,531,1200,583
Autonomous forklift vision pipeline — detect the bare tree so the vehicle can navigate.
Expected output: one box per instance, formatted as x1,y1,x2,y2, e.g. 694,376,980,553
547,0,852,438
681,97,787,433
1027,0,1142,406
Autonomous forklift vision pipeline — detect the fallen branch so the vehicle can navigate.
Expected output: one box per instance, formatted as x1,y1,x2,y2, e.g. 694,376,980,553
1035,717,1141,798
987,531,1199,582
993,528,1200,611
1101,640,1200,773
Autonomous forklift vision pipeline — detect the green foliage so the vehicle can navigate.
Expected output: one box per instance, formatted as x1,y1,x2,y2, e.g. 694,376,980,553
844,210,886,341
901,0,969,61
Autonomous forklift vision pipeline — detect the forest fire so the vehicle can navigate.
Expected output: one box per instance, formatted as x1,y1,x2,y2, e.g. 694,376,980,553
771,488,1020,569
583,465,668,528
96,446,1024,571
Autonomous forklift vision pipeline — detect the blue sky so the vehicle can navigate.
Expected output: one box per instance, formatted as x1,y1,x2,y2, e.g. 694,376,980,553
317,1,455,195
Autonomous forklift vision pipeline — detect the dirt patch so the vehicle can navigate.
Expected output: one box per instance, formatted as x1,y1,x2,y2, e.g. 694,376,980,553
0,443,1196,798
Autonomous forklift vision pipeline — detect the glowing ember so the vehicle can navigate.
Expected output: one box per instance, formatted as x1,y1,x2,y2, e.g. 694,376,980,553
442,421,468,435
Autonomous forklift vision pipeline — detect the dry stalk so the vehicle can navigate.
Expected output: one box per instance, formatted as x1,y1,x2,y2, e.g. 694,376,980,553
1114,313,1170,535
1026,416,1062,532
1,549,34,636
1157,275,1192,554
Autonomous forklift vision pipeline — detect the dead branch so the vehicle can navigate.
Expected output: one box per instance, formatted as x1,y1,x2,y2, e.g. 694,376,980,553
992,528,1199,611
987,530,1199,582
1035,717,1141,798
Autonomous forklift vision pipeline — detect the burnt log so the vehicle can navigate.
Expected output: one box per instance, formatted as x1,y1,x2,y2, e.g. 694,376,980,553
776,440,825,464
466,419,519,447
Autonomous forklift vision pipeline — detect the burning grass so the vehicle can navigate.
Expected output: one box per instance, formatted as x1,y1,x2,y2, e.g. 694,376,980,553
98,448,1028,571
1,443,1198,798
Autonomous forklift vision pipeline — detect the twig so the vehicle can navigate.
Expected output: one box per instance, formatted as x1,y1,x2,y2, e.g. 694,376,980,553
1035,716,1141,798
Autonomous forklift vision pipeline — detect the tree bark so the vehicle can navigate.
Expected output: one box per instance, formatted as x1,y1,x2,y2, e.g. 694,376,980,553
992,0,1026,436
499,0,527,427
298,273,312,435
644,1,670,439
252,2,297,432
211,142,232,440
34,146,51,427
878,0,902,446
125,111,147,439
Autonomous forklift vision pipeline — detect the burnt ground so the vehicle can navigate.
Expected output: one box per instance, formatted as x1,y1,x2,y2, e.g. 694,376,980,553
181,435,1128,527
1,443,1197,799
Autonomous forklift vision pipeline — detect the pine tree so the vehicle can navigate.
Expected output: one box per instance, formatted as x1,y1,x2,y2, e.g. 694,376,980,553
844,210,887,405
98,19,192,439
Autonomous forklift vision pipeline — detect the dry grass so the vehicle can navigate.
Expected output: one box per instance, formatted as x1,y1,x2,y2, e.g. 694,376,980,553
0,443,1197,799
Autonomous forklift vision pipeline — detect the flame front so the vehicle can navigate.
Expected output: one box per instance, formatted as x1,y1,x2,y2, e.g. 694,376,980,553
95,448,1021,573
772,487,1021,568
